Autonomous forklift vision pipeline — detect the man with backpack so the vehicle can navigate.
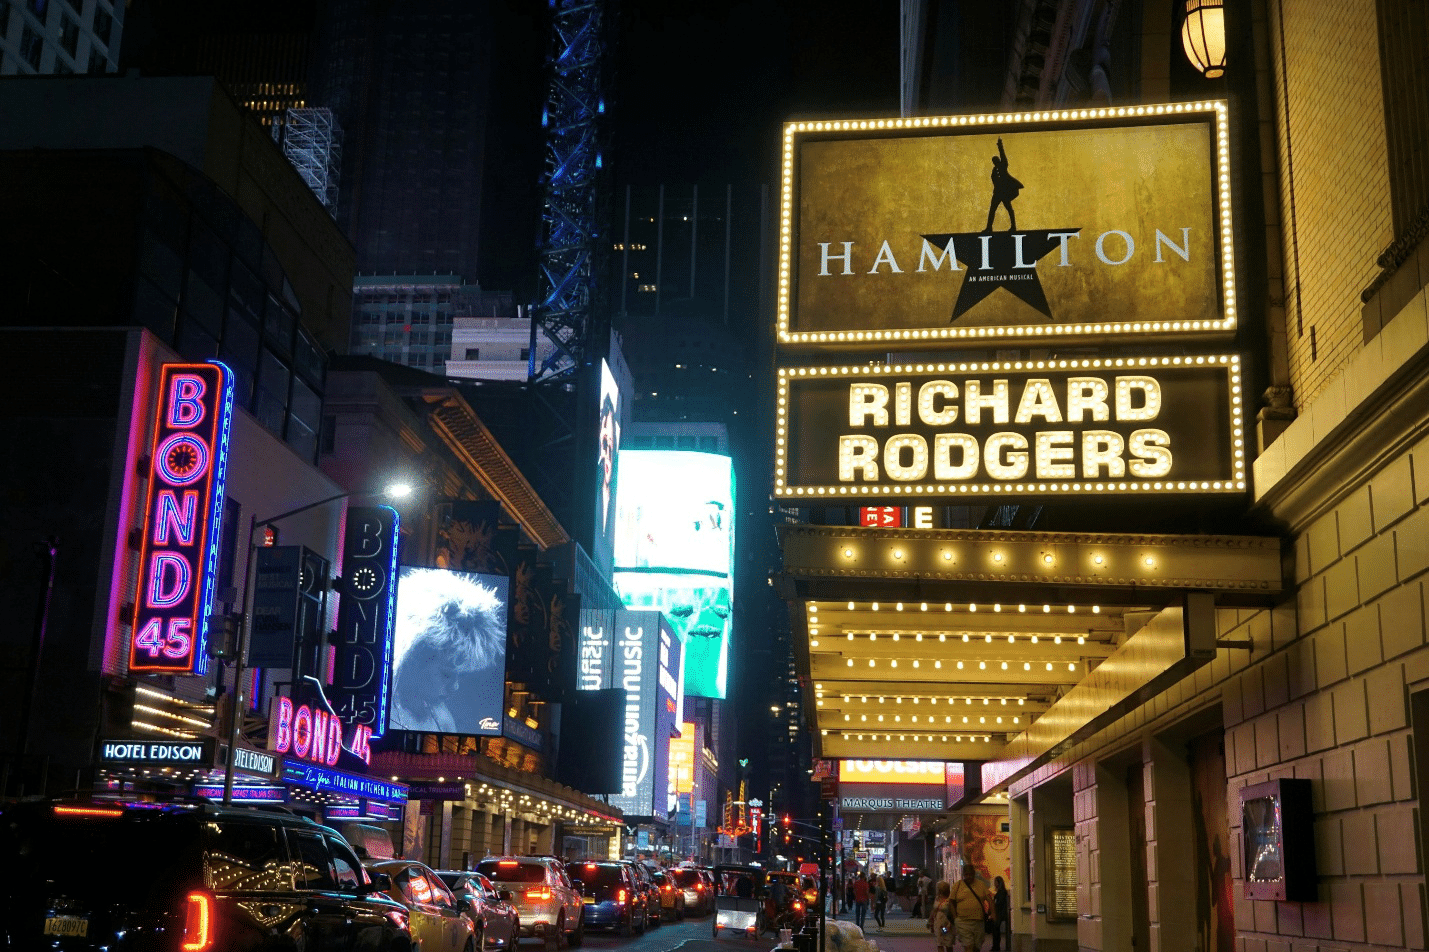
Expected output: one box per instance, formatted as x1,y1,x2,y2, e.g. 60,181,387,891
948,865,991,951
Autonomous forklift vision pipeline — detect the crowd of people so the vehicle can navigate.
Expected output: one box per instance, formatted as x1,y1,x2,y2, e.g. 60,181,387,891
832,866,1010,951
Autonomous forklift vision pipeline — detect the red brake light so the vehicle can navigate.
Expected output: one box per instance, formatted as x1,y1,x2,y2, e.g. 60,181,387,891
585,864,597,870
793,901,803,911
181,892,214,951
526,887,552,900
617,889,627,903
498,861,519,867
54,805,123,818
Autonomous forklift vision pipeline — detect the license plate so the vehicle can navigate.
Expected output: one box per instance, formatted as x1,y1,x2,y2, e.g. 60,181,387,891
44,917,89,937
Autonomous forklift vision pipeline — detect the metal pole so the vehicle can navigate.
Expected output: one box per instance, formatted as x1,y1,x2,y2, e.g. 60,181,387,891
222,514,259,805
18,537,58,762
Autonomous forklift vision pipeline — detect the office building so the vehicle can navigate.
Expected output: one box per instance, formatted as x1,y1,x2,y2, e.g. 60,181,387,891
0,0,121,76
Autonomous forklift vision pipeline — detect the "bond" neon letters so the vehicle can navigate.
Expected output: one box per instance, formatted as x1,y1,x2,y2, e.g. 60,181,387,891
129,363,234,674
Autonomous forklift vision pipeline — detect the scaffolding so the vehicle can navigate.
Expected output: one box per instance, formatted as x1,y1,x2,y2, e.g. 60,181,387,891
531,0,610,382
281,107,343,213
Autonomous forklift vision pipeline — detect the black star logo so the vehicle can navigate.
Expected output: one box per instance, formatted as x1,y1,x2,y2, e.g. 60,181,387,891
920,229,1082,322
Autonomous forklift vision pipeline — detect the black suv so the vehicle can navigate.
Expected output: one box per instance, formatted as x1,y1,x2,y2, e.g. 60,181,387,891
0,800,412,951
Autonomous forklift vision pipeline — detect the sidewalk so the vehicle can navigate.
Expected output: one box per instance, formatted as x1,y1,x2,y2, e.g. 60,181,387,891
821,911,1005,952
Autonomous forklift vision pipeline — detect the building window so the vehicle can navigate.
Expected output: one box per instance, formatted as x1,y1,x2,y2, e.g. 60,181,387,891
91,3,111,46
58,13,77,56
465,348,480,360
59,0,77,12
55,56,72,73
87,46,107,73
20,24,42,69
24,0,45,21
519,348,530,360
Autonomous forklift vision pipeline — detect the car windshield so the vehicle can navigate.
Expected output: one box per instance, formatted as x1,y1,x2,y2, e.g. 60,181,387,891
477,860,546,883
570,864,625,887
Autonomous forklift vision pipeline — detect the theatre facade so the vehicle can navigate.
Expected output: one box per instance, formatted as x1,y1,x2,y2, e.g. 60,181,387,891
773,97,1429,951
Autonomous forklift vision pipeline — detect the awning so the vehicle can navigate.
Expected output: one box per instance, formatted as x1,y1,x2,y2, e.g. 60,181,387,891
773,525,1284,784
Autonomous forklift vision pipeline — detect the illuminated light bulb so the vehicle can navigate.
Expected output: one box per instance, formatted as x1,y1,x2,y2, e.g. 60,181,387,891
880,697,885,704
847,633,854,640
913,660,920,668
997,717,1003,724
994,604,1002,613
1042,554,1054,564
962,716,969,724
844,714,850,722
1068,663,1076,671
848,601,855,610
872,602,879,611
896,602,904,611
939,633,946,642
869,659,876,667
943,551,952,561
969,603,977,612
1001,661,1009,670
956,661,964,670
993,553,1004,562
1043,605,1051,613
1046,662,1054,671
979,717,986,724
921,602,928,611
844,549,853,558
962,634,969,642
945,603,952,611
870,633,877,641
890,659,898,668
1018,698,1024,706
966,698,972,705
810,640,820,647
1144,557,1155,567
979,661,986,670
985,634,992,643
1018,604,1026,613
1013,717,1019,724
1093,555,1104,565
878,714,884,722
893,550,903,560
945,716,951,724
1008,634,1016,644
1092,606,1101,614
862,715,867,722
1000,698,1006,705
895,715,902,723
983,697,990,705
1023,662,1031,671
1054,635,1062,644
1031,635,1038,644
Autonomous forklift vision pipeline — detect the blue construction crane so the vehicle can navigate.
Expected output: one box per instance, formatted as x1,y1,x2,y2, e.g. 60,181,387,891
530,0,611,382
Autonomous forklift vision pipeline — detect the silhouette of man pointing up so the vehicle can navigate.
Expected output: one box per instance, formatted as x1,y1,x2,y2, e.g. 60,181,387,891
983,138,1023,233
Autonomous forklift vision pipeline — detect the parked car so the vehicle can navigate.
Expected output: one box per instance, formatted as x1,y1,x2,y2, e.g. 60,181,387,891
435,870,520,951
567,860,647,935
652,870,686,920
0,799,412,952
476,856,584,948
669,867,711,916
622,861,662,927
368,858,477,952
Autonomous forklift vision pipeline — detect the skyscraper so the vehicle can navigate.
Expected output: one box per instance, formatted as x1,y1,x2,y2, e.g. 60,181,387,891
1,0,122,76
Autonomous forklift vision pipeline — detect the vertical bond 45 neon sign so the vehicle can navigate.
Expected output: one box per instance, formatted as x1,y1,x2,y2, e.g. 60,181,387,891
129,363,235,674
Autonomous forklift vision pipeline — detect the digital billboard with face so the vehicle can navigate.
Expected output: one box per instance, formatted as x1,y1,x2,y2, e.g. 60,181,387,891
613,450,734,699
389,567,509,736
592,360,624,576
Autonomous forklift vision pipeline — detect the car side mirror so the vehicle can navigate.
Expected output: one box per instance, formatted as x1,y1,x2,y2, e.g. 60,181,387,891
498,889,514,903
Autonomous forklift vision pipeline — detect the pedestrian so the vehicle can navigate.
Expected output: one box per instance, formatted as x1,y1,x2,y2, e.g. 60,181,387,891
912,868,931,917
873,872,888,928
949,866,990,952
989,876,1010,951
853,871,870,930
844,874,855,913
929,880,953,952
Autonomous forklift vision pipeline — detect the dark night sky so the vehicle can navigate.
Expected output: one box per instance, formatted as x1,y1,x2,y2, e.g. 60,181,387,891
612,0,901,185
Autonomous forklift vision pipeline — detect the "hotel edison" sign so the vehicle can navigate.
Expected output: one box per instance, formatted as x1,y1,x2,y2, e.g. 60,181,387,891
777,102,1234,346
774,355,1244,500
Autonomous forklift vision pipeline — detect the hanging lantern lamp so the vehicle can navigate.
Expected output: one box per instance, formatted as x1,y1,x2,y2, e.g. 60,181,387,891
1181,0,1227,78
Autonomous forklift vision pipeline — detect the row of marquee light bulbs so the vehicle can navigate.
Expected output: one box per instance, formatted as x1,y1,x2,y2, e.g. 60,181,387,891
808,600,1101,672
807,598,1114,744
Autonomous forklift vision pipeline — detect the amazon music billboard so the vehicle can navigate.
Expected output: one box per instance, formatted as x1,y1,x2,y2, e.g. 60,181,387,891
607,609,680,819
774,355,1245,501
776,102,1234,347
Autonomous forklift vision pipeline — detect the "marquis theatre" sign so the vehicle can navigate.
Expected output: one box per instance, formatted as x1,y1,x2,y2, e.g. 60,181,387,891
775,355,1244,500
777,102,1234,346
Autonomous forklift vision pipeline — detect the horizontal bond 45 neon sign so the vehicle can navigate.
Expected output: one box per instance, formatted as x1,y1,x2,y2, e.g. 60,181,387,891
129,363,235,674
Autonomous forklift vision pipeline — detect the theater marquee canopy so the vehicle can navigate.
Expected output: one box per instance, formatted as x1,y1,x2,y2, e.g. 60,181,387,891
777,101,1234,347
774,354,1244,502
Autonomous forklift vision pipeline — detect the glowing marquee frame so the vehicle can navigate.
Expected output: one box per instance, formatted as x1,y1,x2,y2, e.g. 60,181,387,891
776,101,1236,347
129,362,235,674
773,354,1246,500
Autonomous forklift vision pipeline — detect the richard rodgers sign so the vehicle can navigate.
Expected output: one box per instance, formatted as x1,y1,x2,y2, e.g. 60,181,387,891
774,355,1244,500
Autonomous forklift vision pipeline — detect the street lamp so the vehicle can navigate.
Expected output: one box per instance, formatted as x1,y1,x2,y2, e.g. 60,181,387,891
221,480,412,804
1181,0,1226,78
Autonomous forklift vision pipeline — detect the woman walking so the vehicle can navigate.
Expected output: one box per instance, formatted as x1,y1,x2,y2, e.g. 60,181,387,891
989,877,1010,950
929,881,954,952
873,873,888,928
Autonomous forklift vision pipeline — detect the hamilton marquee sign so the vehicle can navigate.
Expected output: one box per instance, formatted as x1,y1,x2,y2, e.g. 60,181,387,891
777,102,1234,346
774,355,1245,501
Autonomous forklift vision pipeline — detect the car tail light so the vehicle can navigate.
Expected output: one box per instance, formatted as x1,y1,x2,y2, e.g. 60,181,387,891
498,861,519,867
793,901,803,911
526,887,552,900
53,804,124,818
617,889,627,903
181,892,214,951
662,886,671,893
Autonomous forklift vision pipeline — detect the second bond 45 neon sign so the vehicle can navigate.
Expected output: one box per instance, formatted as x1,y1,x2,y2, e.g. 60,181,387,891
129,363,234,674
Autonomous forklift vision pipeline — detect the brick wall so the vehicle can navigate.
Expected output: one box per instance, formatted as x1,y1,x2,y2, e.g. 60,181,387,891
1269,0,1392,410
1224,431,1429,949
